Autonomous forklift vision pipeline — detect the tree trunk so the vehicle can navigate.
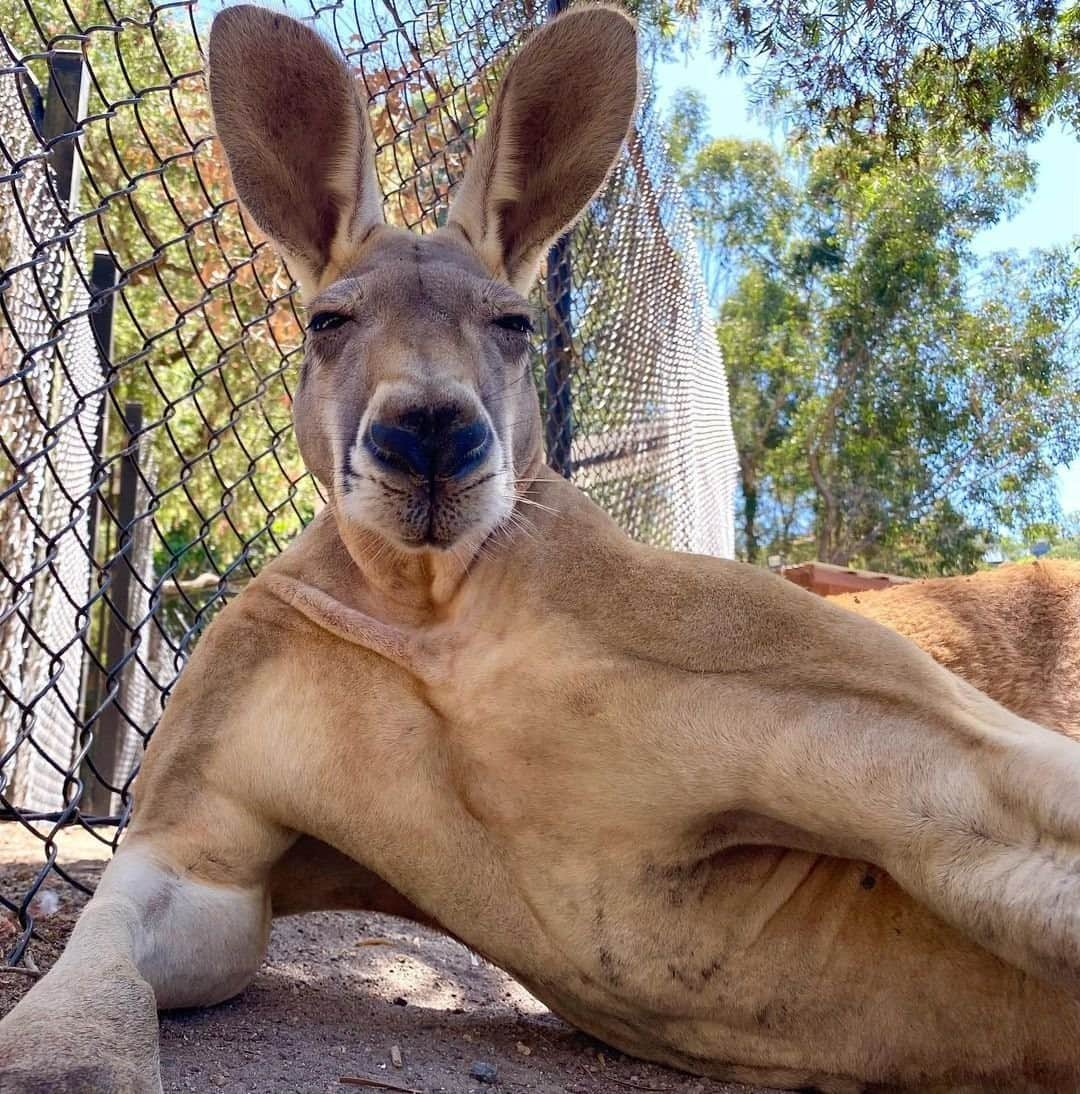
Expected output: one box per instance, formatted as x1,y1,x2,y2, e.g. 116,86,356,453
739,459,760,564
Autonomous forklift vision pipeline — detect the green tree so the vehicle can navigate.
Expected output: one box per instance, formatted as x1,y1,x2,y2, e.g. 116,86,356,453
669,98,1080,573
995,510,1080,561
640,1,1080,155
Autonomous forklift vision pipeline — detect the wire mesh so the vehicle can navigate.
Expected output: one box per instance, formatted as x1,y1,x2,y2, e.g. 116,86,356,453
0,0,737,964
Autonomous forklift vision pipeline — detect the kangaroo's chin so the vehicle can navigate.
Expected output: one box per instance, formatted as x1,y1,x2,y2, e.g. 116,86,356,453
336,468,512,556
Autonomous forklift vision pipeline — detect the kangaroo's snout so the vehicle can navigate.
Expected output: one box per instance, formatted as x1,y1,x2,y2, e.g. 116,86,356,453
339,376,512,551
366,407,493,482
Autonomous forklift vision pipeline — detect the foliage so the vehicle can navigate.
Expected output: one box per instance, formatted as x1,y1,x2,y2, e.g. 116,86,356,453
995,510,1080,561
668,98,1080,573
638,1,1080,154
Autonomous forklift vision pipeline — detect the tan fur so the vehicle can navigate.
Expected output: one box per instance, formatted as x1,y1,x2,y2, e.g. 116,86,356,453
834,561,1080,737
4,10,1080,1093
447,4,639,290
207,5,383,298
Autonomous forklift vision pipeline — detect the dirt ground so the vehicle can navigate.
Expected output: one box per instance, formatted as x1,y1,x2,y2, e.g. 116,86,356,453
0,828,770,1094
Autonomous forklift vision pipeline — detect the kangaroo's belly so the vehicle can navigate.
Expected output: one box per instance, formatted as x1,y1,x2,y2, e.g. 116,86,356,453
440,839,1080,1093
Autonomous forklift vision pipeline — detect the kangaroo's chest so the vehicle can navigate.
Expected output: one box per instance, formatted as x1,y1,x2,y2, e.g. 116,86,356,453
284,625,851,1073
325,636,759,982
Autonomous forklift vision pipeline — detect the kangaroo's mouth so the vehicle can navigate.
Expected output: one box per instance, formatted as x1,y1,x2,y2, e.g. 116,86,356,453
339,437,513,553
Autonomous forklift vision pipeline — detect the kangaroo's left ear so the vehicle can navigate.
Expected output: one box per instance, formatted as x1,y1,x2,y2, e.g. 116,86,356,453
207,5,383,300
447,6,639,293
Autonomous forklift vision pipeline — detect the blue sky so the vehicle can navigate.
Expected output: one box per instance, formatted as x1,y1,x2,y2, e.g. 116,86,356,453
654,50,1080,517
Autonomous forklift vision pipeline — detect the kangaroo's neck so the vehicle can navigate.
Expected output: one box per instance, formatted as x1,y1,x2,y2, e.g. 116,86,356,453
330,519,470,615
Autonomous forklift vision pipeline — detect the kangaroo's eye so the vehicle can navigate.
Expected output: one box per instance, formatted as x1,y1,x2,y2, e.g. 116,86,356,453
308,312,349,333
493,313,534,334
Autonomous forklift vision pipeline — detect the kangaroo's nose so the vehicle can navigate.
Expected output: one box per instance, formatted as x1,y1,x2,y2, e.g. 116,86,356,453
365,406,492,480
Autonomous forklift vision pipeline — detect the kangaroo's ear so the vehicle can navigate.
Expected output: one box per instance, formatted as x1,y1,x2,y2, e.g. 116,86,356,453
207,5,382,300
447,6,638,293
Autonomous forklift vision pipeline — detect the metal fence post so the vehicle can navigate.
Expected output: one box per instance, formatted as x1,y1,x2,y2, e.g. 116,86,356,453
544,234,573,477
42,50,89,217
85,252,118,559
89,253,119,358
83,403,142,815
42,50,101,814
543,0,574,477
77,253,119,789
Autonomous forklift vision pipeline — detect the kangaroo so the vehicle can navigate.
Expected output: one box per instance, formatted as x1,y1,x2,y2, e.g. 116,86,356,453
834,561,1080,738
3,8,1080,1092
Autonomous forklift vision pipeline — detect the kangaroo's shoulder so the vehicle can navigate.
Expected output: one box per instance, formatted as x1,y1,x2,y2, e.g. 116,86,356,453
521,480,899,678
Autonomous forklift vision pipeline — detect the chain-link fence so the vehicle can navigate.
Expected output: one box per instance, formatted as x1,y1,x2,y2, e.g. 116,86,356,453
0,0,737,963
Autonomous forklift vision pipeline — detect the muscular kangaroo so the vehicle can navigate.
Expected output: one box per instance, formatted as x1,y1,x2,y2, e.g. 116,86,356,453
3,8,1080,1092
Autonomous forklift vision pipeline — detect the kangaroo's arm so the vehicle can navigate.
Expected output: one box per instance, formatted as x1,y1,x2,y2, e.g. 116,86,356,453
0,592,301,1092
713,631,1080,996
678,566,1080,995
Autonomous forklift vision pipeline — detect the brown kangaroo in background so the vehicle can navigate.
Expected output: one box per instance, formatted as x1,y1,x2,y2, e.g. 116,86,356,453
836,560,1080,737
3,7,1080,1092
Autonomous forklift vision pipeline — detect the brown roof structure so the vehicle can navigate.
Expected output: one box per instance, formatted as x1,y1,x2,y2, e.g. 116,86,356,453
781,561,913,598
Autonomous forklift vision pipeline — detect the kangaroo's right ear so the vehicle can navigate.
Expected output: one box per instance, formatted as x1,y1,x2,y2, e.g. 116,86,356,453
447,6,638,293
207,5,382,300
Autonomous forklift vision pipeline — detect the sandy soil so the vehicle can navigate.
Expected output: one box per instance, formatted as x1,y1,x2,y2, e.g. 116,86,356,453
0,830,770,1094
